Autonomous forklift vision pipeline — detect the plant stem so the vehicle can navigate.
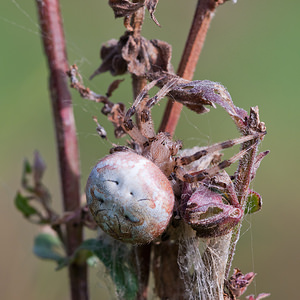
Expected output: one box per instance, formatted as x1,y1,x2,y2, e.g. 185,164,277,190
155,1,229,298
129,6,152,299
225,137,260,277
159,0,226,136
133,244,152,300
131,74,152,300
36,1,88,299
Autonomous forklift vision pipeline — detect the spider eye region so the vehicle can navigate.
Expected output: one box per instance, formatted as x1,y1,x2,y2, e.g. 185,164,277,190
86,151,175,244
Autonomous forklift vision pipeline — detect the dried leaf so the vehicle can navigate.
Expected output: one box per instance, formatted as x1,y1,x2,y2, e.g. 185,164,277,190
122,35,148,76
109,0,144,18
147,73,248,121
91,33,172,79
90,39,127,78
227,268,256,298
149,39,172,72
109,0,160,26
33,150,46,186
246,293,271,300
106,79,124,97
146,0,160,26
172,80,248,122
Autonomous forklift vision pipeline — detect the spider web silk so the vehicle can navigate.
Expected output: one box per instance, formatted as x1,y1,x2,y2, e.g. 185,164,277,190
175,147,232,299
96,228,232,300
94,231,138,300
178,230,232,300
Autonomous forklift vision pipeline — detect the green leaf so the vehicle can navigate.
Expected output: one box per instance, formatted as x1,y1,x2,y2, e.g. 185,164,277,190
21,158,37,193
245,190,262,214
76,239,138,300
14,192,38,217
22,159,32,187
33,233,67,269
23,158,32,174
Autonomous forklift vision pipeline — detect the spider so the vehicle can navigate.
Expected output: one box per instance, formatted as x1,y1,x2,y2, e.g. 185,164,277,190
79,73,266,244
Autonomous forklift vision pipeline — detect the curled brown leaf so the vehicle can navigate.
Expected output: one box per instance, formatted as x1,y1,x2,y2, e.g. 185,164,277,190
90,33,172,78
226,268,256,298
109,0,144,18
109,0,160,25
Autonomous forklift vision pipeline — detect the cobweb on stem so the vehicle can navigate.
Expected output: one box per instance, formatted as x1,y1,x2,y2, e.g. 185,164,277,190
178,231,232,300
93,231,138,300
176,147,233,300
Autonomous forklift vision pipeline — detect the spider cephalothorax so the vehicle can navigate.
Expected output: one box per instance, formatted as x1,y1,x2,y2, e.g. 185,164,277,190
81,72,267,244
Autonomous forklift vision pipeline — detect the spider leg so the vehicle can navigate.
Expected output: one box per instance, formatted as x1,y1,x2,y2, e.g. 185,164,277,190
126,80,159,117
144,78,180,109
113,80,166,145
125,78,179,139
181,142,259,183
210,171,240,207
122,119,149,145
177,133,265,167
105,101,148,144
125,79,159,139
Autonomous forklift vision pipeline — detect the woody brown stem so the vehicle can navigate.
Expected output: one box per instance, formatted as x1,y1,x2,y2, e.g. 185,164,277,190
159,0,226,136
133,245,152,300
130,6,152,299
132,74,149,131
132,72,152,300
131,1,145,38
155,1,229,298
36,1,88,300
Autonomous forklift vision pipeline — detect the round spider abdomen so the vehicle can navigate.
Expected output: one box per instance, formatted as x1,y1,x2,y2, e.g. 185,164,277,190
86,151,175,244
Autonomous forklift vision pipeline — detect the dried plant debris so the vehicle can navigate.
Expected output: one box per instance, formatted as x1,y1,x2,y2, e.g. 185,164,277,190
68,63,268,243
109,0,144,18
109,0,160,25
225,268,256,298
224,268,270,300
69,65,267,145
89,28,250,120
146,73,248,118
90,33,172,79
68,55,269,300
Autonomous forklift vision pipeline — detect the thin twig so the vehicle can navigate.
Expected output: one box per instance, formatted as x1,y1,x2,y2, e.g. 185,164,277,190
159,0,227,136
36,1,88,300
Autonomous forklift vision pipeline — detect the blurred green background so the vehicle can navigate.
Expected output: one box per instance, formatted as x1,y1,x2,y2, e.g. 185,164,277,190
1,0,299,299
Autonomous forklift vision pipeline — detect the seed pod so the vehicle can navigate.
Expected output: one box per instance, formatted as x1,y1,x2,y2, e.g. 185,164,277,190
86,151,174,244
